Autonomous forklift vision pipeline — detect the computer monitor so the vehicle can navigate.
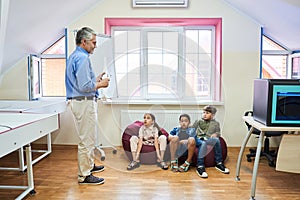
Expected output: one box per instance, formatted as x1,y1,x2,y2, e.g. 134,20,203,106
253,79,300,126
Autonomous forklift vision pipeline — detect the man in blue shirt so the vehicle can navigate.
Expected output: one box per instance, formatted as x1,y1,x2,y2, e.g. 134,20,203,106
65,27,110,185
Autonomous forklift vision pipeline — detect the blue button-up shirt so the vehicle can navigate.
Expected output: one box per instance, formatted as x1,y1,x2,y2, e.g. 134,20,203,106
65,46,98,98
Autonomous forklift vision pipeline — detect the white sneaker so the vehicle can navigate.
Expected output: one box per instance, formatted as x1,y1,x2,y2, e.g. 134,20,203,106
215,163,230,174
196,166,208,178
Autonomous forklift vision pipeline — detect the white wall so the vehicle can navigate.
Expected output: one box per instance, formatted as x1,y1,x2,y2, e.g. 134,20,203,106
0,57,29,100
1,0,275,147
53,0,263,147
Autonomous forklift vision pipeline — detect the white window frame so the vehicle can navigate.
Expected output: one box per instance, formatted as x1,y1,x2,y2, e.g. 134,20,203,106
288,52,300,79
111,25,219,104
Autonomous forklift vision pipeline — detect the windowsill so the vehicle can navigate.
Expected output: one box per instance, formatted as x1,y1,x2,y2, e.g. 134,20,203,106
41,97,224,106
101,98,224,106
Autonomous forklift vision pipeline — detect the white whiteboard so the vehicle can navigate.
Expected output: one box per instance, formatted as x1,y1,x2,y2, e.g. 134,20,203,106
90,35,117,98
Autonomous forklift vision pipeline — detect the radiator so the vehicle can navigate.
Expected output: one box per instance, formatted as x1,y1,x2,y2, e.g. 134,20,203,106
121,110,202,133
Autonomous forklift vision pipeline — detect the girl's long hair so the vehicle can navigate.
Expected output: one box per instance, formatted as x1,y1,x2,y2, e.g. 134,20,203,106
145,113,163,136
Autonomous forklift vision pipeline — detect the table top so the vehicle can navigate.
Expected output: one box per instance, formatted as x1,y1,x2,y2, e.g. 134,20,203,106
243,116,300,132
0,100,66,113
0,113,57,134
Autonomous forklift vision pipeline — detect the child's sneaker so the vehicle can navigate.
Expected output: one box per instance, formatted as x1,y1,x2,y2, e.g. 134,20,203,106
196,166,208,178
215,163,230,174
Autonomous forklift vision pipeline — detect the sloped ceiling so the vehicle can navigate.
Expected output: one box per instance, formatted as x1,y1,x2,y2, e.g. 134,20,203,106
223,0,300,52
0,0,103,75
1,0,300,75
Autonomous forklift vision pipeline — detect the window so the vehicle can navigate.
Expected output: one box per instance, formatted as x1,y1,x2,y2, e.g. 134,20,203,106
262,36,288,79
290,54,300,79
41,36,66,97
106,18,222,103
28,55,42,100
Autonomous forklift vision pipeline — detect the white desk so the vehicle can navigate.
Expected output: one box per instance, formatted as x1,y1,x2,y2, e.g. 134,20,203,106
0,113,59,200
0,100,66,172
235,116,300,200
0,100,66,113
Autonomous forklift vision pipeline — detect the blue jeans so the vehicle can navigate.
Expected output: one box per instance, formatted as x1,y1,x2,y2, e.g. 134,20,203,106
195,137,223,167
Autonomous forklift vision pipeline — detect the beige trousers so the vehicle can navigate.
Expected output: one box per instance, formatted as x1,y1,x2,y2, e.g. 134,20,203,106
130,135,167,151
69,99,97,181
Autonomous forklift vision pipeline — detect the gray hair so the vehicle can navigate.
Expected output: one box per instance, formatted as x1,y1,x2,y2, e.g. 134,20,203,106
75,27,97,45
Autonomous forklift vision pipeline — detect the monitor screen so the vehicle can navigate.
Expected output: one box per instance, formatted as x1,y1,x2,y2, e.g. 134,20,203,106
272,85,300,124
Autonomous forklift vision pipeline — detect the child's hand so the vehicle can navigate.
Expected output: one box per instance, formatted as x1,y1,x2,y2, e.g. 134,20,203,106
211,133,218,138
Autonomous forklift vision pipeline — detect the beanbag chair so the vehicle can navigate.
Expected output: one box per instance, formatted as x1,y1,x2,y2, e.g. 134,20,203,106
122,121,169,164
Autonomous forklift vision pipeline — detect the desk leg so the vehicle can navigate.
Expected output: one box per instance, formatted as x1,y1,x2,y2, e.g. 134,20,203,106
25,145,35,193
14,145,35,200
18,147,26,172
250,131,264,200
235,127,254,180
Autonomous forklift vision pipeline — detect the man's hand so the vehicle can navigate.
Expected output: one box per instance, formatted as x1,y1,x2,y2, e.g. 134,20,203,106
98,78,110,88
96,72,106,82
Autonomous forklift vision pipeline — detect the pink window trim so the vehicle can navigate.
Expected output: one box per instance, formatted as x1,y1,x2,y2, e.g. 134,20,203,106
105,18,222,99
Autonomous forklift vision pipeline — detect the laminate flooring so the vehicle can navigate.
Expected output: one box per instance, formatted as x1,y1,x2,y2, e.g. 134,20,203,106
0,145,299,200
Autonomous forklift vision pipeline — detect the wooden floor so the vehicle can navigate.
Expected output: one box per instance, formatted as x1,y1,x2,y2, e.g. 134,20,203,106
0,145,299,200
